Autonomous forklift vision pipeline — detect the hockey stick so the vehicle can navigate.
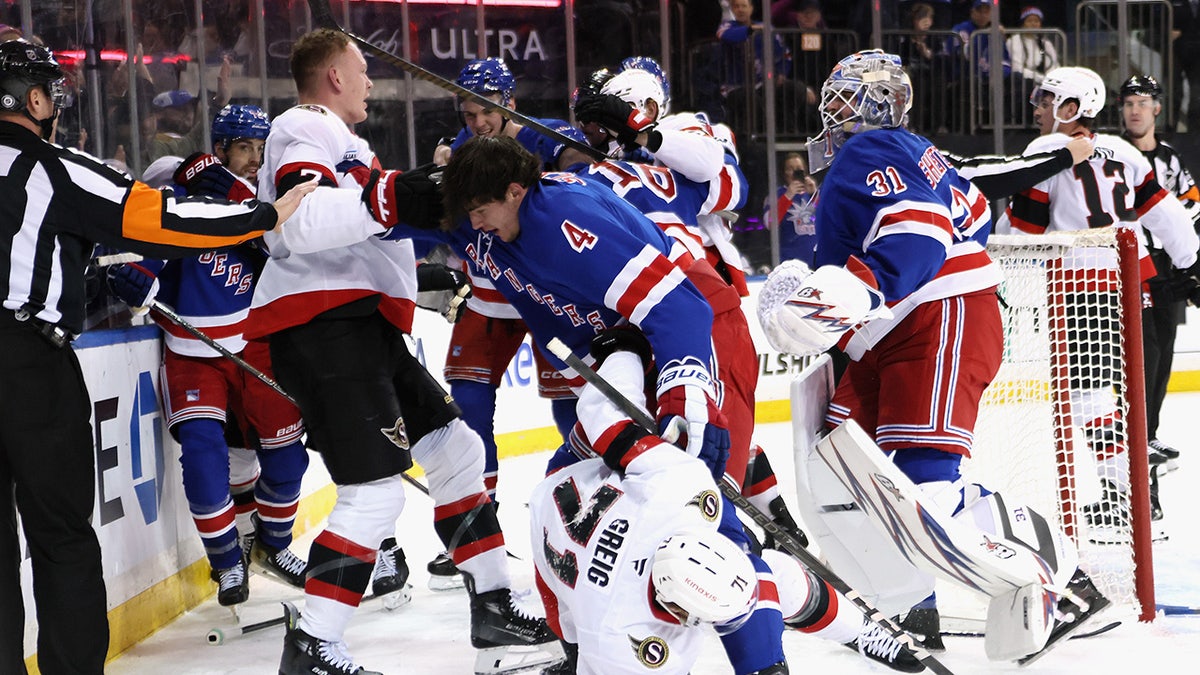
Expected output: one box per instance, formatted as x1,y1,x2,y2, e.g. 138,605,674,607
931,614,1118,634
93,251,144,266
304,0,605,162
150,300,297,405
149,300,435,497
205,590,410,645
544,338,956,675
1157,604,1200,616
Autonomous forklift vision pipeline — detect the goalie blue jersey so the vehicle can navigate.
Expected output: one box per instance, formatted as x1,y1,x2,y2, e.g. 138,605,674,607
813,127,1001,358
418,172,716,390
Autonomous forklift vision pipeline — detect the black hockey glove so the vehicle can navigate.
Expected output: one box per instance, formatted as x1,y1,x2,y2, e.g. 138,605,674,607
573,93,656,147
415,263,472,323
362,163,444,229
590,326,654,374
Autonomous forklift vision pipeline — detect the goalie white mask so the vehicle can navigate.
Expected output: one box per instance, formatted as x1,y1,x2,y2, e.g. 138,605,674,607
1031,66,1106,126
651,529,758,635
600,68,667,123
807,49,911,173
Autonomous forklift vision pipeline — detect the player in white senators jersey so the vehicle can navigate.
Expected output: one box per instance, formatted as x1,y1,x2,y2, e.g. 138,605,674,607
999,66,1200,541
530,348,923,674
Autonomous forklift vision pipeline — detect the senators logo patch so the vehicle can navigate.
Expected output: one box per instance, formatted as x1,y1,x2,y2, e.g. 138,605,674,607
380,418,410,450
686,489,721,522
628,634,669,668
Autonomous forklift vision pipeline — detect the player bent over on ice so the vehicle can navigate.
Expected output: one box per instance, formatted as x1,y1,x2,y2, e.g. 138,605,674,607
758,50,1109,664
529,342,925,673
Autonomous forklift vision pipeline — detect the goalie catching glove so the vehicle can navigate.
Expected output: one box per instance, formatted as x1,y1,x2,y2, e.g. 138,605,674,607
573,92,657,147
362,163,444,229
757,258,893,357
415,263,472,323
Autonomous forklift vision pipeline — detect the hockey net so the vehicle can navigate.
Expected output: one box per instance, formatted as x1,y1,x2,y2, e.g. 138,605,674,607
962,227,1155,622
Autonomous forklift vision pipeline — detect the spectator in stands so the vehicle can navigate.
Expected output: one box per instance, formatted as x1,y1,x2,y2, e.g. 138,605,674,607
949,0,1020,124
0,24,21,43
719,0,818,136
1171,0,1200,131
791,1,854,93
1007,5,1059,86
898,2,949,134
764,151,818,265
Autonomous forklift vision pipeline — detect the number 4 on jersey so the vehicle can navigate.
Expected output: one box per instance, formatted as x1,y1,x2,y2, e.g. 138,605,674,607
562,220,599,252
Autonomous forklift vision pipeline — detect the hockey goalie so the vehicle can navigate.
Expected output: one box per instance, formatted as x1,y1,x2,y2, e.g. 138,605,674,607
758,50,1111,664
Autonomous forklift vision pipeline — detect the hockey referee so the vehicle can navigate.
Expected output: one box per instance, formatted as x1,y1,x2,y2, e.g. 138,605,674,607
0,39,312,674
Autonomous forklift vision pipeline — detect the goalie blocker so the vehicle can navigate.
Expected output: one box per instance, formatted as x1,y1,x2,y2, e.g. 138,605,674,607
791,356,1108,662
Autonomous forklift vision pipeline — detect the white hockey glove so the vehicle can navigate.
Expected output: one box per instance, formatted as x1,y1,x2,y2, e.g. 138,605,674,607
757,259,893,357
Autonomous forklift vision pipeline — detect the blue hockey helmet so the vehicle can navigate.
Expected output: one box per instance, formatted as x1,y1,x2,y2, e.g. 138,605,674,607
456,57,516,107
211,104,270,148
620,56,670,116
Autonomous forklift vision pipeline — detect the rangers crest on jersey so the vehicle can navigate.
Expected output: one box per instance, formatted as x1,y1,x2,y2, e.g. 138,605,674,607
628,634,670,668
380,417,410,450
686,489,721,522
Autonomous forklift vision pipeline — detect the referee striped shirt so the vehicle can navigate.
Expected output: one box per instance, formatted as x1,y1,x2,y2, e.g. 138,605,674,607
0,120,279,334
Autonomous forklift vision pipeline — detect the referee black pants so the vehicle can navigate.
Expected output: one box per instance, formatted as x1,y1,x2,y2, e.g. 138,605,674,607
0,322,108,674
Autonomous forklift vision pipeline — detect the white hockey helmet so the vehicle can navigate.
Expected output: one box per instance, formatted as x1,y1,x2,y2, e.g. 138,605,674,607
1032,66,1106,122
651,529,758,634
600,68,667,122
807,49,912,172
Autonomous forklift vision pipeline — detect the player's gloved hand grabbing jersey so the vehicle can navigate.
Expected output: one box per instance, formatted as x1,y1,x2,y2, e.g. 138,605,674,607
106,262,160,317
656,360,730,481
173,152,255,202
573,92,656,147
362,163,444,229
415,262,473,323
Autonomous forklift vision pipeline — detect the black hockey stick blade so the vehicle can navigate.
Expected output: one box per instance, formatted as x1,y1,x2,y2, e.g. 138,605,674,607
545,338,956,675
305,0,605,163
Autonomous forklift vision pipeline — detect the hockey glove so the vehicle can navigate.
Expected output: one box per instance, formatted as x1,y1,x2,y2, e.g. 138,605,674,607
590,326,654,372
335,158,373,187
107,262,160,317
573,93,656,147
656,361,730,478
415,263,472,323
362,163,444,229
173,152,255,202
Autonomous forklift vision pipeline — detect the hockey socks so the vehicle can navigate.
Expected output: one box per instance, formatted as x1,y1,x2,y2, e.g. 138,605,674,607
178,419,242,571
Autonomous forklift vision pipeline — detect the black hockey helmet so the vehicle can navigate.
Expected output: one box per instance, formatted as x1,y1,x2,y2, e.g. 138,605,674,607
0,39,67,113
1119,75,1162,103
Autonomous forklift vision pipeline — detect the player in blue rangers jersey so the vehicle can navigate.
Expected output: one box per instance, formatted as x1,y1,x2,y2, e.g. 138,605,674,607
433,135,809,675
427,58,593,588
759,50,1108,661
105,105,311,607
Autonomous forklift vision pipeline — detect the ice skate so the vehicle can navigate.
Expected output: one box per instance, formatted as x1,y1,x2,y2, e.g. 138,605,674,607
251,537,308,589
1149,439,1179,473
279,602,381,675
214,555,250,608
466,573,561,675
427,550,465,591
898,606,945,652
1018,569,1111,666
371,537,413,610
844,618,926,673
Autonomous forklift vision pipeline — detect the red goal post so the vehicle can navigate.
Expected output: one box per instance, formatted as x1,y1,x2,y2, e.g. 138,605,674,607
968,227,1155,622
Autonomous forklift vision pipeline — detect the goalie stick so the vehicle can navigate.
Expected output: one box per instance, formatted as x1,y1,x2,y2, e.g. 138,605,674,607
304,0,605,163
545,337,956,675
934,617,1122,640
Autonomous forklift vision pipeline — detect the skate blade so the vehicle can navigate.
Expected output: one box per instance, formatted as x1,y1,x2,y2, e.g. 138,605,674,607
428,574,466,591
1017,595,1112,666
474,641,565,675
379,584,414,611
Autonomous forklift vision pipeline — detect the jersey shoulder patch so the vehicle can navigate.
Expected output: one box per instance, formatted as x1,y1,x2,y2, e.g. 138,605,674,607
295,104,327,114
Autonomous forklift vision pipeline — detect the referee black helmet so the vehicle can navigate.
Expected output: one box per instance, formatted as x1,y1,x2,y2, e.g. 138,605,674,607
1119,75,1163,103
0,39,67,113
